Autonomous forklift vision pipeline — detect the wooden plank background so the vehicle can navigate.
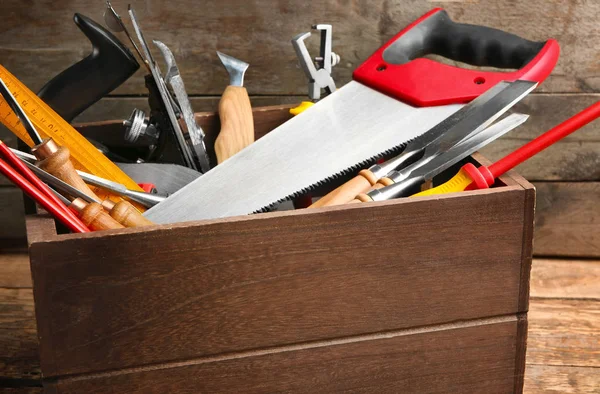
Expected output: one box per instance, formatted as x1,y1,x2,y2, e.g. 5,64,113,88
0,0,598,257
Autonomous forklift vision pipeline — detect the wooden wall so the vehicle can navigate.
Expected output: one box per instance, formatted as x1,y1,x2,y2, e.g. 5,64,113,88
0,0,598,257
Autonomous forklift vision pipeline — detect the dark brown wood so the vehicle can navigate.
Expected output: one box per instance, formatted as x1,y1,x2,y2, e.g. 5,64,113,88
0,0,597,95
0,188,26,244
46,318,520,393
533,182,600,258
0,288,40,382
514,314,529,394
30,182,530,377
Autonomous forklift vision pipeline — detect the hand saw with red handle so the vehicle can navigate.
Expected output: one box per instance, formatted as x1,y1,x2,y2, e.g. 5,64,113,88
145,8,559,224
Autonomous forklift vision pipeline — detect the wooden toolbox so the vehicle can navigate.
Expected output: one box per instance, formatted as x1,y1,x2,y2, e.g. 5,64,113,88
26,106,535,393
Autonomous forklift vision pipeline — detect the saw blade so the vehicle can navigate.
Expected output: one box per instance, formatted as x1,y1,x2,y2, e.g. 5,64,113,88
145,81,463,223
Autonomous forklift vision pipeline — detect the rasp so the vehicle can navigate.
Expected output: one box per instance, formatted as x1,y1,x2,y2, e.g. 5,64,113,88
145,8,559,223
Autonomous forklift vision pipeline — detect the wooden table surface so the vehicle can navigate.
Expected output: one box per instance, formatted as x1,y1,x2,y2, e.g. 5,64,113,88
0,251,598,393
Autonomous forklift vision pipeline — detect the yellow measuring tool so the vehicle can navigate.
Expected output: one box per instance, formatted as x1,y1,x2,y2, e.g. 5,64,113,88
0,65,144,197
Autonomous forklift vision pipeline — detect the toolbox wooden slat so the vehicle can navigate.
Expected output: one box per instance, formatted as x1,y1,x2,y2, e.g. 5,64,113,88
26,107,536,392
43,317,520,393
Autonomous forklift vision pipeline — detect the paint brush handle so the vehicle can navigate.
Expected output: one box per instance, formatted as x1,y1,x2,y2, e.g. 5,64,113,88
215,85,254,163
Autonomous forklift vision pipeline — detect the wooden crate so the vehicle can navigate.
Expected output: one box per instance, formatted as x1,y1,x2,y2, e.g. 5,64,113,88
26,106,535,393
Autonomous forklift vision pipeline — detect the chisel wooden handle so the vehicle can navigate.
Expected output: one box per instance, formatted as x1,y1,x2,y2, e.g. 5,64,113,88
215,85,254,163
102,199,154,227
310,169,379,208
70,198,124,231
32,138,100,201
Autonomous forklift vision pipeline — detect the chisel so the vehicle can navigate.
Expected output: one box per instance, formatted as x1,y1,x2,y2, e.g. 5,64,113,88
50,188,124,231
357,112,529,202
412,100,600,197
25,161,154,228
0,66,144,199
215,51,254,163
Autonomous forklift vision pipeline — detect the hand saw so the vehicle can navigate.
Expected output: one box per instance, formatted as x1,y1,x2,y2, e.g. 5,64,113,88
145,8,559,224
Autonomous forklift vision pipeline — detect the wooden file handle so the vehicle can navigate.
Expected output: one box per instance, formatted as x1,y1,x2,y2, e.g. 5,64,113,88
310,169,379,208
215,85,254,164
32,138,100,201
70,198,124,231
102,200,154,227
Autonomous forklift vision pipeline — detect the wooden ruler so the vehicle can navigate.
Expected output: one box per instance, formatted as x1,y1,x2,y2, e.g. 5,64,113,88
0,65,144,196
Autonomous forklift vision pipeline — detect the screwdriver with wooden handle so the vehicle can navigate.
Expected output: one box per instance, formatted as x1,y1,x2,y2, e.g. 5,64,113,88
0,65,145,203
50,187,124,231
412,100,600,197
27,161,153,228
214,52,254,164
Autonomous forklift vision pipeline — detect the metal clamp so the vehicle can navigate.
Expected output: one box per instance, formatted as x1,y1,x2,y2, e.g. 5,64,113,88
292,24,340,100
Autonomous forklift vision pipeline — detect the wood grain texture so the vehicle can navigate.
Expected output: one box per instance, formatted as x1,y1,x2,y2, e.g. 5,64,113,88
0,253,31,288
533,182,600,258
0,0,598,95
29,186,529,377
0,288,40,382
524,365,600,394
531,259,600,300
46,319,521,394
527,299,600,367
215,86,254,163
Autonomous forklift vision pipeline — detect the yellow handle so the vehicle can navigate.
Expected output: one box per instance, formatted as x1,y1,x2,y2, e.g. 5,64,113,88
412,168,474,197
289,101,314,115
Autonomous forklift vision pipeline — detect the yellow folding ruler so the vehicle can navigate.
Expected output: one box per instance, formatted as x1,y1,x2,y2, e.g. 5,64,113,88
0,64,144,196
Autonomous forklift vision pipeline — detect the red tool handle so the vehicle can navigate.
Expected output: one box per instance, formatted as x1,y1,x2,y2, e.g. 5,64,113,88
464,100,600,190
0,157,89,233
353,8,559,106
0,141,90,233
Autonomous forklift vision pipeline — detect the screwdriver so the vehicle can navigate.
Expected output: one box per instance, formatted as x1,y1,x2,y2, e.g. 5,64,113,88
11,148,165,208
0,140,90,233
413,100,600,197
0,77,101,201
26,161,154,228
0,65,144,200
50,188,124,231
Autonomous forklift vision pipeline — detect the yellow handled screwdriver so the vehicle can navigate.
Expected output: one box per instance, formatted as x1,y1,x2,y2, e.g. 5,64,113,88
413,101,600,197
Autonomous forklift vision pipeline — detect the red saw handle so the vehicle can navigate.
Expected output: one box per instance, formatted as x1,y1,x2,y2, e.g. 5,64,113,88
353,8,560,107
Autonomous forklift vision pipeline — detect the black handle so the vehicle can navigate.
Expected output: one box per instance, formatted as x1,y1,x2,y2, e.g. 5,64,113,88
37,13,139,122
382,10,545,69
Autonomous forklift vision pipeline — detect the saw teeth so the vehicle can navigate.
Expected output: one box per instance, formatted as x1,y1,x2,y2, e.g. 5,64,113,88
252,141,410,214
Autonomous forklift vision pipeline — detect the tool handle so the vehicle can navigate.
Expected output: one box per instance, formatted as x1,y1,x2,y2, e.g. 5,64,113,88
37,13,139,122
71,199,124,231
310,170,378,208
102,200,154,227
0,157,90,233
353,8,559,106
488,100,600,178
412,167,475,197
215,85,254,163
0,141,90,232
32,139,100,201
289,101,314,115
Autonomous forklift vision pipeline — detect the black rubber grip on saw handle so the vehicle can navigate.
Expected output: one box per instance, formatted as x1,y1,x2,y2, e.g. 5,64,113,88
38,13,139,122
382,10,545,68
